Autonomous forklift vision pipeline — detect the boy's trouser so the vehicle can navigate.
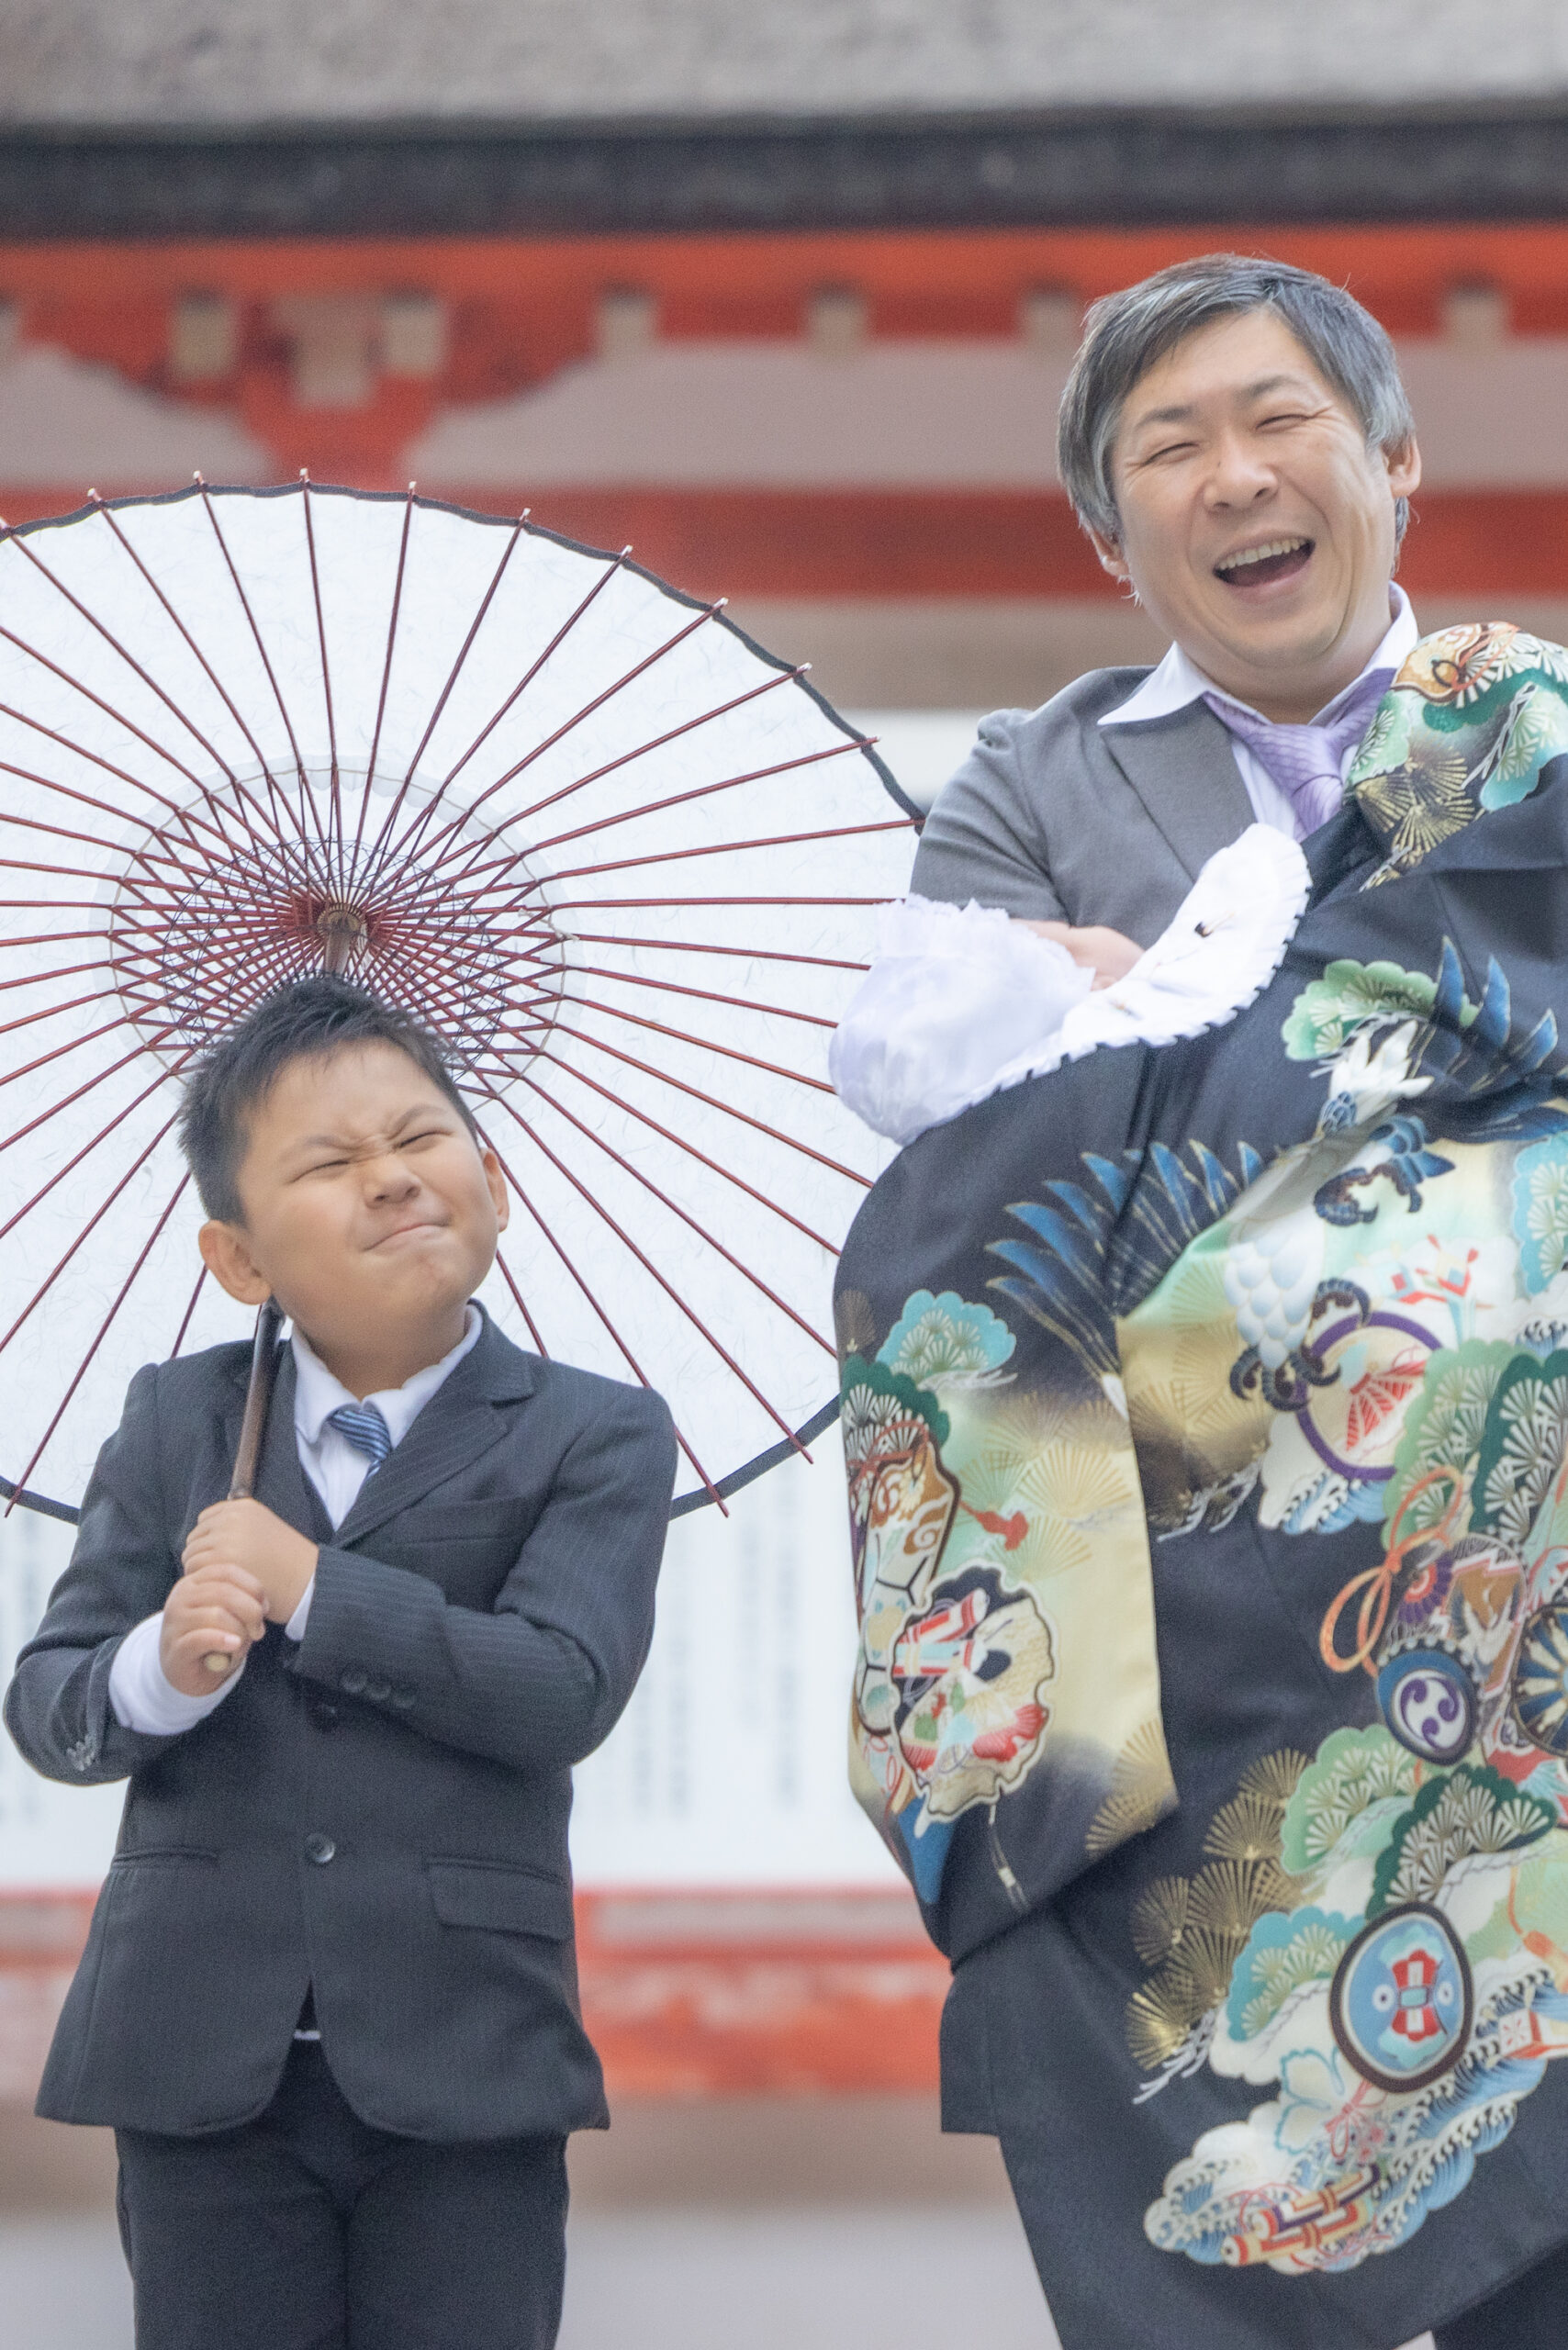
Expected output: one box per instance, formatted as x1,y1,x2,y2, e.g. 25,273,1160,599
115,2037,568,2350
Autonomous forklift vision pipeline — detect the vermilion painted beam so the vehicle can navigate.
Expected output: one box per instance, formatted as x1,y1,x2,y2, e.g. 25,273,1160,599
9,222,1568,341
0,1886,946,2099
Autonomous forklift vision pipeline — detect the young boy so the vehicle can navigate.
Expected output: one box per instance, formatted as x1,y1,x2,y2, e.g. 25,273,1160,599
4,975,678,2350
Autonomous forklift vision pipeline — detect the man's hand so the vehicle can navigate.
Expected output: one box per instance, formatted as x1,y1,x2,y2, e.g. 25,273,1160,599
182,1499,319,1627
1020,919,1142,990
161,1563,267,1695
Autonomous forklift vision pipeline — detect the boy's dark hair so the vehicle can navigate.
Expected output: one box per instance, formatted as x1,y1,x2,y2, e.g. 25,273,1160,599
179,975,479,1225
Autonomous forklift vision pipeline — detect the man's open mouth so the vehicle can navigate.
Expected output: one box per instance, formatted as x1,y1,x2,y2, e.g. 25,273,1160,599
1213,536,1313,588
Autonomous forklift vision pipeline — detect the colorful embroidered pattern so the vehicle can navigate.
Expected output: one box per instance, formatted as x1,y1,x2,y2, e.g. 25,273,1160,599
838,627,1568,2294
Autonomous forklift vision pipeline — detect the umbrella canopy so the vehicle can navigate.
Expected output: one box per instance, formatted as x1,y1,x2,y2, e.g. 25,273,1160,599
0,481,913,1517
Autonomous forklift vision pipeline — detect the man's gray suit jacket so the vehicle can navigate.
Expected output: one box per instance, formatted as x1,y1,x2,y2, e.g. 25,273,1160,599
3,1312,677,2142
910,666,1255,946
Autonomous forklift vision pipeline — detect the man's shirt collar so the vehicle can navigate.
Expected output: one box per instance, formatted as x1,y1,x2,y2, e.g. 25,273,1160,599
292,1302,483,1450
1099,586,1418,732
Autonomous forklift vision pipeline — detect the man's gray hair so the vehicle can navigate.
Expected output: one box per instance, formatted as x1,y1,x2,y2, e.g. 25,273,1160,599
1057,253,1417,545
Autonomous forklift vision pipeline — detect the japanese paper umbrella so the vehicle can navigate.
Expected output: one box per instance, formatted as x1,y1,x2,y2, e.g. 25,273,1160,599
0,480,915,1523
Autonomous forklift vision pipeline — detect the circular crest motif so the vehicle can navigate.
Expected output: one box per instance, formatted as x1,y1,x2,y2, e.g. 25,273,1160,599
1329,1901,1473,2095
1510,1601,1568,1758
1375,1646,1477,1764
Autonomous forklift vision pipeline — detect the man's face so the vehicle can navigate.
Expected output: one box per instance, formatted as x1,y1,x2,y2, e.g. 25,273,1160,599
1094,308,1422,721
200,1041,507,1373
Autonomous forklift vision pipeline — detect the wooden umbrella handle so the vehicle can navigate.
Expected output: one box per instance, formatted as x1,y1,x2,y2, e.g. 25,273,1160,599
204,1297,285,1674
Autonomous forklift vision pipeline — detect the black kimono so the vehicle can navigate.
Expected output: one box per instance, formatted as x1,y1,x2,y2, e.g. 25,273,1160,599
836,625,1568,2347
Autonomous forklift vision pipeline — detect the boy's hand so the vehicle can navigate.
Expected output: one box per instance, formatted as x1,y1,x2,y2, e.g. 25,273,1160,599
161,1564,267,1695
182,1500,320,1627
1020,919,1142,990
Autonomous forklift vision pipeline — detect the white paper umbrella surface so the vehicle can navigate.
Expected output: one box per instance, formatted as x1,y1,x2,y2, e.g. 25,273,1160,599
0,483,914,1518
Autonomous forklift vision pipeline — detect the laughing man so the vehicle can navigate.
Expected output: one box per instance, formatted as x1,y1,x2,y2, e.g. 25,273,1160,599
912,252,1424,987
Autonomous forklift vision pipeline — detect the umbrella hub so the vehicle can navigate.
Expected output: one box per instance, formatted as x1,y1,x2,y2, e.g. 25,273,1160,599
316,901,368,975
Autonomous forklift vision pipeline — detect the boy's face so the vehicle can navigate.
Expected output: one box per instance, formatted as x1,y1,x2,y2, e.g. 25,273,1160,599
198,1041,508,1371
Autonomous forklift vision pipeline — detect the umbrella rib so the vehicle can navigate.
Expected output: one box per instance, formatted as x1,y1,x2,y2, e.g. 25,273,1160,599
0,927,122,953
0,1009,169,1095
0,1108,181,1358
0,982,135,1044
475,1078,811,1460
3,531,247,789
298,479,342,882
565,961,836,1030
509,666,805,834
115,923,306,1016
0,954,118,1000
0,802,198,878
0,896,134,912
473,817,914,906
471,1125,657,1392
90,500,319,869
357,544,632,891
0,1022,182,1156
471,1115,723,1510
0,854,174,890
566,930,869,974
491,1244,547,1356
553,994,835,1094
549,893,891,912
364,595,724,898
0,695,246,864
0,617,208,795
425,728,872,903
3,1171,189,1514
531,1043,839,1251
413,664,808,894
359,486,415,861
493,1049,835,1353
435,543,627,792
0,1059,181,1242
169,1263,208,1358
197,485,313,815
0,751,236,878
397,511,529,792
559,1024,869,1184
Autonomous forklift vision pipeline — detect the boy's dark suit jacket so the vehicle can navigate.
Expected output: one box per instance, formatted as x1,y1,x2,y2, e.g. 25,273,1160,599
3,1310,678,2143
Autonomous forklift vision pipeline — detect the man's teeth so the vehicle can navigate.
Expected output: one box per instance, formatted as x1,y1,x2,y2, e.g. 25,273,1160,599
1216,537,1309,574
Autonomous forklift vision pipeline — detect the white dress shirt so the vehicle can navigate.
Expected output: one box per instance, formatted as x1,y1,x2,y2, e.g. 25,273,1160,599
107,1305,483,1737
1098,586,1418,836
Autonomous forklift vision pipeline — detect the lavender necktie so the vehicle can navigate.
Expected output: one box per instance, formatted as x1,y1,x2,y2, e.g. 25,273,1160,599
1204,667,1392,839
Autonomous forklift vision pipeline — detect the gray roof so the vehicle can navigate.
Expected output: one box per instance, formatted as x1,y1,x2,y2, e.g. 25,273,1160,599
4,0,1568,128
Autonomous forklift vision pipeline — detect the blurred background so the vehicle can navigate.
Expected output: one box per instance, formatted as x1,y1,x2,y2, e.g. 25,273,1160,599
6,2,1568,2340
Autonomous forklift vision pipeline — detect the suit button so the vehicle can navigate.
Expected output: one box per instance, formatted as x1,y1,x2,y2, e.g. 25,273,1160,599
389,1687,416,1709
365,1677,391,1703
340,1668,367,1695
304,1832,336,1865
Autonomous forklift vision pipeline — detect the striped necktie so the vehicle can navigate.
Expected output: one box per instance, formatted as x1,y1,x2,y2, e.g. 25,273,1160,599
1203,666,1391,839
326,1401,393,1469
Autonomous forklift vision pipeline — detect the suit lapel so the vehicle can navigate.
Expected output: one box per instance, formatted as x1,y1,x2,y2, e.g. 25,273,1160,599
241,1347,332,1542
1100,700,1255,886
330,1317,537,1549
